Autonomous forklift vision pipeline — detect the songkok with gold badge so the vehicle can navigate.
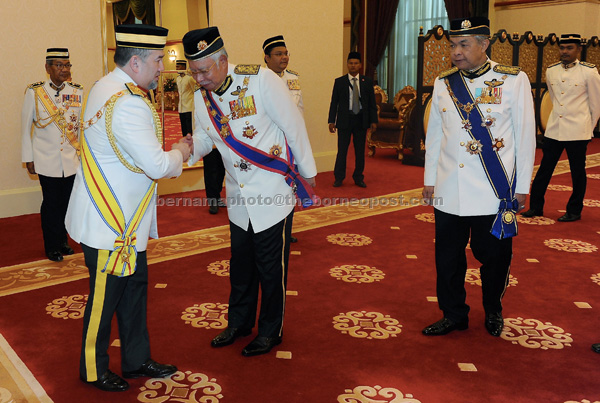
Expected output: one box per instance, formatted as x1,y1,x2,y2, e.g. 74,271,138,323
182,27,224,60
263,35,285,54
115,24,168,49
46,48,69,61
559,34,581,45
449,17,490,37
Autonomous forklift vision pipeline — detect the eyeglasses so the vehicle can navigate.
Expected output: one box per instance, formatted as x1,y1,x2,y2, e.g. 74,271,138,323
191,60,217,77
270,52,289,57
51,63,72,70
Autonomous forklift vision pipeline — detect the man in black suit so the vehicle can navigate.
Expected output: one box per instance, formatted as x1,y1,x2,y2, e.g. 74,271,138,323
328,51,378,188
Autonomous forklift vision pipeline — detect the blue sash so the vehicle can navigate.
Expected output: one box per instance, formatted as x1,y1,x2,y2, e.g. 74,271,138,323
445,73,518,239
201,89,317,208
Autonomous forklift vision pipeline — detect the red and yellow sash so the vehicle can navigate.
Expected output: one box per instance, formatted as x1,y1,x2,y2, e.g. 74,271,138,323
33,85,80,151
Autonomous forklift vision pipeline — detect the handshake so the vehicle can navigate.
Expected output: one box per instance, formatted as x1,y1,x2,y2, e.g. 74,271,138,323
171,134,194,162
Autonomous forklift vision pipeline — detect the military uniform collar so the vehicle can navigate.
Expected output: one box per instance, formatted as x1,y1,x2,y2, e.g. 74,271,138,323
275,70,285,77
214,75,233,96
561,59,578,69
49,81,65,93
460,60,491,79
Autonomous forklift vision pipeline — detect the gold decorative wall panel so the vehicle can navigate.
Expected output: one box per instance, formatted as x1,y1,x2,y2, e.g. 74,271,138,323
518,41,538,83
422,36,452,87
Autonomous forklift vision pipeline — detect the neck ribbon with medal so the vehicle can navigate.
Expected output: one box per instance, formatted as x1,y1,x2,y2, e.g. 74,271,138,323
444,62,519,239
201,77,317,207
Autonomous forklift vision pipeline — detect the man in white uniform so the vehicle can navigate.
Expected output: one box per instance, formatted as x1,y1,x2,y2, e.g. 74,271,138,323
182,27,317,356
263,34,303,242
21,48,83,261
422,17,536,337
522,33,600,222
66,24,190,392
175,59,196,136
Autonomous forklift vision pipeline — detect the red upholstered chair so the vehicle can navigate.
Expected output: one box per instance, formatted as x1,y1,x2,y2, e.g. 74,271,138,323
368,85,416,159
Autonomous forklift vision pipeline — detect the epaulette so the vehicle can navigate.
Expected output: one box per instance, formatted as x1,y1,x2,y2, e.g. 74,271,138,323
438,67,458,79
493,64,521,75
194,84,202,92
234,64,260,75
286,69,299,76
27,81,45,89
548,61,561,68
125,82,147,97
66,81,83,90
580,61,596,68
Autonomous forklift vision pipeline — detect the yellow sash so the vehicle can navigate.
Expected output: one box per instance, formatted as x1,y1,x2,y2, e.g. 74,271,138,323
33,86,80,151
79,84,161,277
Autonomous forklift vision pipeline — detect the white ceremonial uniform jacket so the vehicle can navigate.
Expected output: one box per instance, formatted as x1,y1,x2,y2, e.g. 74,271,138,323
424,60,536,216
21,81,83,177
189,63,317,233
66,68,183,251
278,69,304,115
176,73,196,114
545,59,600,141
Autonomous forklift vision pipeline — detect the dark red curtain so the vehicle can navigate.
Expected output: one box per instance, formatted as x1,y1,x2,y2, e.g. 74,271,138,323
443,0,470,20
364,0,400,79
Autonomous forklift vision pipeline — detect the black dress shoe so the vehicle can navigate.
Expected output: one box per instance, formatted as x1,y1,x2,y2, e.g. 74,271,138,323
46,251,63,262
211,327,252,347
82,370,129,392
60,244,74,255
122,359,177,379
485,312,504,337
355,181,367,188
591,343,600,353
241,335,282,357
209,205,219,215
333,180,343,187
422,318,468,336
290,236,298,243
521,209,543,218
557,212,581,222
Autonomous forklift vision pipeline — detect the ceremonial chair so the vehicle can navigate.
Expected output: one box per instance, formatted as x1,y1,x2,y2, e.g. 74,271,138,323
367,85,417,159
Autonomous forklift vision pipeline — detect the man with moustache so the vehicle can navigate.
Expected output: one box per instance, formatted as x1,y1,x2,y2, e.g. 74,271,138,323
182,27,317,357
422,17,535,337
21,48,83,261
66,24,190,392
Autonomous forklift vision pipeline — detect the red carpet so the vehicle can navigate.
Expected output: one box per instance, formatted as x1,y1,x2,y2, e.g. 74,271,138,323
0,140,599,402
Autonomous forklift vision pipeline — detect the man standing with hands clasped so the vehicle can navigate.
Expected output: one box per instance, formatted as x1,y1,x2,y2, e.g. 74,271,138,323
182,27,317,357
328,51,377,188
422,17,535,338
66,24,189,392
522,33,600,222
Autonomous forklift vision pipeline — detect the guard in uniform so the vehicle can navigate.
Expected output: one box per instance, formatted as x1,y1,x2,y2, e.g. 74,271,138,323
522,34,600,222
263,35,304,114
175,59,196,136
182,27,317,356
21,48,83,261
422,17,536,337
263,34,304,242
66,24,190,392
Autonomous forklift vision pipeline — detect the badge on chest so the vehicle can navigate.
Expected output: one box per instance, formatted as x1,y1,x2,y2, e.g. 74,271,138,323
475,87,502,104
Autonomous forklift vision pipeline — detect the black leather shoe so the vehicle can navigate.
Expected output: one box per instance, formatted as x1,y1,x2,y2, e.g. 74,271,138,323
591,343,600,353
521,209,543,218
422,318,468,336
82,370,129,392
209,205,219,215
241,335,282,357
485,312,504,337
333,180,343,187
122,359,177,379
47,251,63,262
60,244,74,255
355,181,367,188
290,236,298,243
557,212,581,222
211,327,252,347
